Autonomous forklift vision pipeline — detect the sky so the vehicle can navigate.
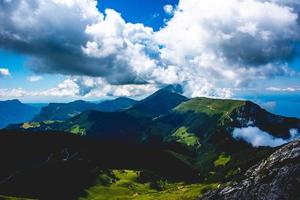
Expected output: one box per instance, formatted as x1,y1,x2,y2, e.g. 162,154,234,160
0,0,300,117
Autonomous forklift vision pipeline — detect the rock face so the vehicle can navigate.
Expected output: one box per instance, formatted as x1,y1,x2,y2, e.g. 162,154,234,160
200,139,300,200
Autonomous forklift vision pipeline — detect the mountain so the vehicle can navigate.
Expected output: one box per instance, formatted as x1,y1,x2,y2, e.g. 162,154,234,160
200,138,300,200
8,87,189,137
32,97,137,122
32,100,97,122
2,88,300,199
8,90,300,182
127,85,188,118
97,97,137,112
0,99,40,128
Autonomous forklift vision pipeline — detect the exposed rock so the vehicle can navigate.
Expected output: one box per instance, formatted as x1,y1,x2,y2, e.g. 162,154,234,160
200,139,300,200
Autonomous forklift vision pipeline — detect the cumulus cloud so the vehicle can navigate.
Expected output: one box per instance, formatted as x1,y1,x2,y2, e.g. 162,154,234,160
0,0,102,76
27,75,42,82
71,76,158,97
0,68,10,77
1,0,300,98
0,0,164,85
163,4,174,15
82,9,162,84
156,0,300,89
0,77,157,99
232,126,300,147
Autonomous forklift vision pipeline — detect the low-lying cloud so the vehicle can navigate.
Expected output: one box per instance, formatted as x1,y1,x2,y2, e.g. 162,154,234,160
232,126,300,147
0,77,157,98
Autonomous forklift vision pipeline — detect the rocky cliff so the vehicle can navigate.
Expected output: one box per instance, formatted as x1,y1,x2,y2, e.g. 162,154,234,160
200,139,300,200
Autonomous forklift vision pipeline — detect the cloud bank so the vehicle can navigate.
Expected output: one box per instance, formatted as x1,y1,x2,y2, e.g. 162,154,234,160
0,0,300,98
232,126,300,147
0,77,157,98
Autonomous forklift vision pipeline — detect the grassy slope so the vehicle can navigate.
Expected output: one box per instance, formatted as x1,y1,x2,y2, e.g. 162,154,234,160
167,97,246,143
174,97,245,114
214,153,231,167
80,170,219,200
154,98,266,180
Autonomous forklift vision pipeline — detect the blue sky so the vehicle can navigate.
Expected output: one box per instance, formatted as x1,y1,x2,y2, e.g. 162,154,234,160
97,0,179,30
0,0,300,117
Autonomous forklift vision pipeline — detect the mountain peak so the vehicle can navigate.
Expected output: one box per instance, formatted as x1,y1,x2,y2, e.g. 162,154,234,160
128,86,188,118
114,97,135,101
6,99,22,104
160,84,184,94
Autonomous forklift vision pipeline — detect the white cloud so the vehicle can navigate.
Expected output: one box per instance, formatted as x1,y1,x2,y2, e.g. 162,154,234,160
27,75,42,82
0,79,79,98
82,9,161,84
163,4,174,15
0,88,26,97
0,0,102,77
39,78,80,97
0,68,10,77
0,77,157,99
72,76,158,98
1,0,300,98
266,86,300,92
232,126,300,147
156,0,299,93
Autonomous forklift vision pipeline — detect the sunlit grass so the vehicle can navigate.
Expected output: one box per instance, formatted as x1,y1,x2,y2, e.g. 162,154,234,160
79,170,218,200
21,122,40,129
171,127,200,148
214,153,231,167
69,124,86,135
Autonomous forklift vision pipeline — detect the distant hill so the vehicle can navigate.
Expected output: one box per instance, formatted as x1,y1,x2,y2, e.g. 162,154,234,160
97,97,137,112
32,97,137,122
0,99,40,128
32,100,97,122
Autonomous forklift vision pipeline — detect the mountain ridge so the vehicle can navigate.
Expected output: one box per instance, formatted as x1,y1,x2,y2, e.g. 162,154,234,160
0,99,40,128
32,97,137,122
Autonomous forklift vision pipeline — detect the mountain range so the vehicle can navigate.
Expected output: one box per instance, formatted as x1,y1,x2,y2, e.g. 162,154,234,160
1,86,300,199
32,97,137,122
0,97,137,129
